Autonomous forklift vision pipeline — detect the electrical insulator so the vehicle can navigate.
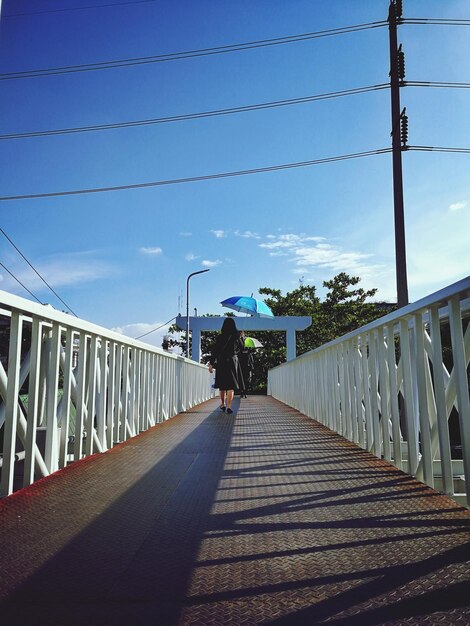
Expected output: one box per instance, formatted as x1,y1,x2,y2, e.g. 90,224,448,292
400,114,409,147
397,47,405,80
395,0,403,19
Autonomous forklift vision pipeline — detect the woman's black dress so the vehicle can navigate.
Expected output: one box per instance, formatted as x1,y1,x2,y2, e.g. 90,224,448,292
211,334,244,391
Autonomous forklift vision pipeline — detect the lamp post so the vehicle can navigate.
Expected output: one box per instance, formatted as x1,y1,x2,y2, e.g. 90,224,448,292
186,269,210,358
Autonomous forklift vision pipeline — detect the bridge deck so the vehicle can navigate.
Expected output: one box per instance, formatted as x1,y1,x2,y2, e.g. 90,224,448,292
1,396,470,625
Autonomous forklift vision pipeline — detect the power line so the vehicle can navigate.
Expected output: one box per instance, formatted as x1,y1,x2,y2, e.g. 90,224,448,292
0,261,44,304
403,18,470,26
134,316,177,340
0,228,78,316
0,84,389,141
3,80,469,142
0,148,392,201
2,80,468,143
3,1,157,18
0,21,388,81
2,146,467,202
0,17,466,83
405,80,470,89
408,145,470,153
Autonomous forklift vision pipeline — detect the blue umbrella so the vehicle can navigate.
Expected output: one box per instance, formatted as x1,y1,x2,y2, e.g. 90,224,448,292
220,296,274,318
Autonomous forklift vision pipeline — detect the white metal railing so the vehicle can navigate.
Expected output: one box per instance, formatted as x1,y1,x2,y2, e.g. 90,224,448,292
268,277,470,508
0,289,212,497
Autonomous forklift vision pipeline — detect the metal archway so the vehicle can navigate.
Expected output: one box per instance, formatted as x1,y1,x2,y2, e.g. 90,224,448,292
175,315,312,362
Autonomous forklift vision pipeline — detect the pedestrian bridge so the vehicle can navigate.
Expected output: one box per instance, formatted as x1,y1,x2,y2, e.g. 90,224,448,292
0,278,469,624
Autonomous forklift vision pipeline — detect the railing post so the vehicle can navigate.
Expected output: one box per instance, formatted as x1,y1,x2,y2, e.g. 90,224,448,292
106,341,116,450
360,335,373,452
368,330,381,457
97,338,108,450
399,319,419,475
1,311,23,497
24,318,42,486
448,297,470,507
353,337,365,449
385,323,402,469
377,327,392,462
114,344,123,444
413,312,433,486
59,327,74,469
429,306,453,495
74,331,87,460
121,346,130,441
85,335,98,456
44,322,61,473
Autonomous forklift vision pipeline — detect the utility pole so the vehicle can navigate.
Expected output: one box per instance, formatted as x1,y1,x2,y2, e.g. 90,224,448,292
388,0,409,307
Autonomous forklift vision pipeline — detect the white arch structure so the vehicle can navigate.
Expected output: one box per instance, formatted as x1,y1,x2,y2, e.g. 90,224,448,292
175,315,312,362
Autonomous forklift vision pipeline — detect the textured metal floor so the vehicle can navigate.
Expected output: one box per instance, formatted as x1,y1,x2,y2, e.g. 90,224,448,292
1,395,470,625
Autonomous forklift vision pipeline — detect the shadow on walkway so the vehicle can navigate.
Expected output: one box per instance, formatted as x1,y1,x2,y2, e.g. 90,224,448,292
1,395,470,625
0,398,238,625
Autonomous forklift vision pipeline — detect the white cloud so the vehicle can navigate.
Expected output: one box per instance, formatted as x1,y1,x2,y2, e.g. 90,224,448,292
234,230,261,239
260,240,297,250
210,229,227,238
2,251,114,293
279,234,324,243
449,201,466,212
202,259,221,267
185,252,199,261
294,246,373,272
260,233,325,250
140,246,162,255
258,232,386,298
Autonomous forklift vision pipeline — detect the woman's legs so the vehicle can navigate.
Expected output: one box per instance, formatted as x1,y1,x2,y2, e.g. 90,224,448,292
220,390,226,409
226,389,234,410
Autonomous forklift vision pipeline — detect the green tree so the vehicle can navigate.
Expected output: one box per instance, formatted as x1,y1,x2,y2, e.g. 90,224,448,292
250,274,393,392
319,272,388,339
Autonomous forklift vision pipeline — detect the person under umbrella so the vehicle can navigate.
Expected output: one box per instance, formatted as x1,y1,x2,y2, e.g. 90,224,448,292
208,317,244,414
239,332,255,398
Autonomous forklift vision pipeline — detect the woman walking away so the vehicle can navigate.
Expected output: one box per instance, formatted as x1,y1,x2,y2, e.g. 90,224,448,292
208,317,244,414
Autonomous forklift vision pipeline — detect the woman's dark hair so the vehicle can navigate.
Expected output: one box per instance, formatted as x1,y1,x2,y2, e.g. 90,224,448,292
221,317,238,336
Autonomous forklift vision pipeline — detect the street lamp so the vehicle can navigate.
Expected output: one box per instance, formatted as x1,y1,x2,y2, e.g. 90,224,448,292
186,269,210,358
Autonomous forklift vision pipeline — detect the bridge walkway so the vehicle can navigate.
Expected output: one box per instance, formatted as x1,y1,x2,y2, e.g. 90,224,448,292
1,395,470,625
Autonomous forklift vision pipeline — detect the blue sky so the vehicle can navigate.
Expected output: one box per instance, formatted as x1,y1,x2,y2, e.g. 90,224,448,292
0,0,469,348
